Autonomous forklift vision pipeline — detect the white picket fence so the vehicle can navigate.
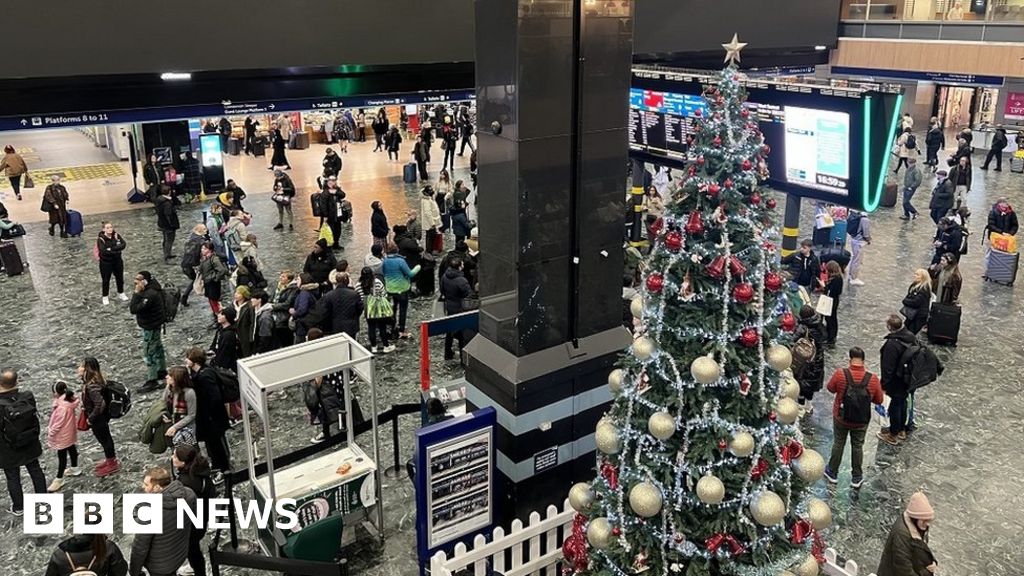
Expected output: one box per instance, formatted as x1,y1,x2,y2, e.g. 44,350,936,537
428,499,875,576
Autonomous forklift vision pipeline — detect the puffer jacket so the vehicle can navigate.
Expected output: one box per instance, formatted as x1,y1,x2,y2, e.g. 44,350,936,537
440,267,473,315
928,179,954,212
0,389,42,469
128,481,195,576
46,395,79,451
271,282,299,328
796,314,827,394
44,535,128,576
879,328,918,398
129,278,165,330
199,254,229,284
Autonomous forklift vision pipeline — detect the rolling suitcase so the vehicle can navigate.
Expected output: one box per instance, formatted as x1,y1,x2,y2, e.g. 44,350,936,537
881,182,898,208
66,209,84,237
403,162,418,183
252,138,266,157
927,302,961,346
0,241,23,276
812,226,831,248
1011,155,1024,174
829,220,848,247
227,137,242,156
417,254,436,296
983,248,1019,286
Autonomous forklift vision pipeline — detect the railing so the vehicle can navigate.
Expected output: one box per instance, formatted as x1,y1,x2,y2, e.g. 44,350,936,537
823,547,878,576
841,18,1024,41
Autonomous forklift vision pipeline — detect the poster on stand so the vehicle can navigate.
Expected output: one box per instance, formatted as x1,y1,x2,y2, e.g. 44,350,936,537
1005,92,1024,121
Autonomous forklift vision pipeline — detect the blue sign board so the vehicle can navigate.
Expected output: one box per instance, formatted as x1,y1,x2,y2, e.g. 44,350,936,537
831,66,1004,87
0,89,476,132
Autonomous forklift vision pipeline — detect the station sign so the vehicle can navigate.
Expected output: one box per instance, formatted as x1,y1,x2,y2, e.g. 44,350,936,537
831,66,1005,87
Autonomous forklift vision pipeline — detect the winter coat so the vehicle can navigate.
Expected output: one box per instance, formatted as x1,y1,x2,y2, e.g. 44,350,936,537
364,254,384,276
876,515,936,576
82,380,107,422
191,365,229,442
928,265,961,305
991,129,1008,151
396,233,423,268
44,184,69,224
199,253,229,284
128,480,195,576
933,226,962,259
0,152,27,177
143,163,161,189
825,364,883,428
371,208,389,239
928,179,954,212
901,285,931,334
986,204,1019,236
221,217,247,252
452,211,472,239
903,164,922,191
924,126,944,153
879,328,918,398
438,248,478,288
385,129,403,151
781,251,820,288
177,458,216,501
154,196,179,231
47,395,80,450
0,389,42,468
211,326,240,371
322,153,342,178
421,195,442,230
235,301,255,358
271,282,299,328
303,250,337,288
321,285,364,337
129,278,165,330
440,267,473,315
948,163,972,190
292,285,320,340
796,314,826,394
896,132,914,158
381,254,419,294
407,218,423,242
305,376,342,425
182,158,202,196
45,535,128,576
96,232,126,264
255,304,276,353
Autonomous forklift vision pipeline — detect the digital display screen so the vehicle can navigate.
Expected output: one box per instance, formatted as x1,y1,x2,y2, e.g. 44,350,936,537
629,89,708,160
200,134,223,168
783,106,850,195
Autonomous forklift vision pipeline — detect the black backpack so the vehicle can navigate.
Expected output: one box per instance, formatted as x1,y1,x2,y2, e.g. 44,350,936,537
840,369,872,425
898,342,943,392
847,212,863,238
0,392,40,450
340,200,353,223
103,381,132,419
905,134,917,150
161,281,181,323
213,367,240,403
310,192,323,218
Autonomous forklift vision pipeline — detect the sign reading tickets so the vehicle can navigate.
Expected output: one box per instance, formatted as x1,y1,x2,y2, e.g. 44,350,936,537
1005,92,1024,121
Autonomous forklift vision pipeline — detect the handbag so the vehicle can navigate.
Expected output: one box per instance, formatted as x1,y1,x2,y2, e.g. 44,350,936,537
192,270,205,295
815,294,834,317
899,305,918,321
172,426,197,447
318,223,334,246
271,193,291,206
0,222,25,239
23,174,34,189
76,411,90,432
40,197,54,213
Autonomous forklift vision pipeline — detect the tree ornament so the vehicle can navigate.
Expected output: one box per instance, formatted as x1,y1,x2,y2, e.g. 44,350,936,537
766,344,793,371
595,422,622,454
732,282,755,304
765,272,783,292
649,216,665,236
750,457,768,480
762,144,771,155
739,374,752,395
742,159,753,171
708,183,721,197
607,368,625,393
694,108,702,117
728,255,747,276
690,355,721,384
793,449,826,483
664,230,684,252
562,514,589,573
780,439,804,464
713,135,722,147
780,312,797,332
600,460,619,489
611,526,621,536
750,491,786,526
807,497,832,530
586,517,613,549
673,532,685,544
724,177,734,189
739,327,759,347
740,108,749,118
766,198,777,210
706,255,726,280
780,571,797,576
705,533,745,555
569,482,595,512
630,296,644,320
750,192,761,205
696,474,725,504
645,273,664,294
776,397,800,424
796,555,820,576
633,336,656,360
769,411,777,422
729,431,755,457
679,272,696,302
628,482,663,518
647,411,676,441
696,155,705,166
781,377,801,400
684,211,705,236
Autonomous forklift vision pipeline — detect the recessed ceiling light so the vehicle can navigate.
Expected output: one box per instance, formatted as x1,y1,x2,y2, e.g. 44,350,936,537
814,45,827,51
160,72,192,81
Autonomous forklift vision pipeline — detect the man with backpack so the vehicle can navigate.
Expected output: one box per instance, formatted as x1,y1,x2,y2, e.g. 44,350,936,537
129,271,167,388
823,347,884,489
879,314,942,445
846,210,872,286
0,370,47,516
185,348,231,484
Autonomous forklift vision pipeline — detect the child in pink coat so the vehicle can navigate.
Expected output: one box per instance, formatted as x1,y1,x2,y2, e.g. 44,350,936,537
46,381,82,492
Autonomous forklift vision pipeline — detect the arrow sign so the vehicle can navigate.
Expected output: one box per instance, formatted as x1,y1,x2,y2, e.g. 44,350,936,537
20,119,27,126
268,104,276,110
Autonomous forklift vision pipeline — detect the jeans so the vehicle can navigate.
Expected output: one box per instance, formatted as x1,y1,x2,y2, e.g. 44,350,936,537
390,291,410,334
142,328,167,381
848,238,866,280
205,436,231,472
894,157,909,173
930,208,947,225
459,133,475,155
99,258,125,297
982,147,1003,170
91,415,116,458
161,229,176,260
888,395,908,435
367,319,390,349
902,187,919,217
443,146,456,172
954,185,968,208
8,175,20,197
57,445,79,478
828,420,867,479
277,203,294,227
3,459,47,512
188,527,208,576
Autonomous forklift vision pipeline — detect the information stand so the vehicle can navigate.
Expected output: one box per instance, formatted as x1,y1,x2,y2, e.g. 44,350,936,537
415,407,496,576
237,333,384,556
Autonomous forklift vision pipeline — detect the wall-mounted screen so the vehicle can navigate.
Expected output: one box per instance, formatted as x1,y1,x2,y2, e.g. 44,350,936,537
782,106,850,195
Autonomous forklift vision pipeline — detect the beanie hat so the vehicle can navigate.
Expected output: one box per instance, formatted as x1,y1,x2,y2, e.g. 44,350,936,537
905,491,934,520
315,238,329,250
221,307,237,324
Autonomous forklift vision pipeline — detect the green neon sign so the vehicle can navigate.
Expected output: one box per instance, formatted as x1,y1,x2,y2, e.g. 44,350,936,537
862,92,903,212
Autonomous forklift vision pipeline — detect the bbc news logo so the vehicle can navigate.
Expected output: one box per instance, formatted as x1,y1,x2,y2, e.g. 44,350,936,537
22,494,299,534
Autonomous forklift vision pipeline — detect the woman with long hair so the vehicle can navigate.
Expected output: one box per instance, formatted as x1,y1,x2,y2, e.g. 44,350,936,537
901,269,932,334
96,221,128,305
0,145,28,201
173,444,214,576
435,169,453,234
44,533,128,576
163,366,197,447
79,357,119,477
929,252,962,305
820,260,844,349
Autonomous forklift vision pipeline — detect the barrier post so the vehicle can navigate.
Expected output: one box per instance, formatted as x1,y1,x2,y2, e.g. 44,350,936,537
420,322,431,391
384,407,403,478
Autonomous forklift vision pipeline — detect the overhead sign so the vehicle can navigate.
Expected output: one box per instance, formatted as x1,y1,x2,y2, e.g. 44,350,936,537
1005,92,1024,121
831,66,1004,87
0,89,476,133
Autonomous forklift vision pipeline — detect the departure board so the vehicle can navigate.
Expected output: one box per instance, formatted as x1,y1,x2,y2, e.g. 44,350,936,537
629,89,708,160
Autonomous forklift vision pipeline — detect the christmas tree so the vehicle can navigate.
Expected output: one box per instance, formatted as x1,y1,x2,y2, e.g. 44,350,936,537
561,39,831,576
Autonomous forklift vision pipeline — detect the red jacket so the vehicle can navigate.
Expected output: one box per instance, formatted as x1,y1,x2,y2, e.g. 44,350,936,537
826,363,884,428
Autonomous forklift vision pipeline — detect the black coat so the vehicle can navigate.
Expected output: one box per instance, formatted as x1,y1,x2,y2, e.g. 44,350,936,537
0,389,42,468
322,153,342,178
901,285,931,334
303,250,337,287
191,366,229,441
796,314,827,394
274,174,295,197
236,302,255,358
924,127,944,152
371,209,389,239
272,284,299,328
438,249,478,287
987,205,1019,236
440,268,473,315
154,196,179,231
879,328,918,398
96,232,126,263
143,163,161,188
129,278,165,330
211,326,240,371
45,535,128,576
781,251,820,288
929,179,954,212
321,285,364,337
991,129,1008,151
396,233,423,268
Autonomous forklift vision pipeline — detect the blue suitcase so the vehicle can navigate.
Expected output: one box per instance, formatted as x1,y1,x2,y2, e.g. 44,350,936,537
829,220,848,247
66,209,84,237
403,162,417,183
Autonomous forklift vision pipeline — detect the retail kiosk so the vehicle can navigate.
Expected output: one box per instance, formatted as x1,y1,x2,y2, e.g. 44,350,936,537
237,333,385,556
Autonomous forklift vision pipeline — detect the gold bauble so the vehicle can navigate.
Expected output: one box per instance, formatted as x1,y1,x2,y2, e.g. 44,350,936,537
633,336,656,361
776,397,800,425
795,555,820,576
695,474,725,504
608,368,625,393
569,482,595,512
647,411,676,441
595,422,622,454
728,431,755,458
793,449,825,483
630,296,644,319
628,482,664,518
766,344,793,371
806,497,832,530
587,517,613,549
779,572,797,576
781,377,801,401
690,355,721,384
750,491,786,526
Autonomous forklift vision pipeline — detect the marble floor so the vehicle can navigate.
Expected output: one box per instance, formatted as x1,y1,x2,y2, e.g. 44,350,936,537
0,140,1022,576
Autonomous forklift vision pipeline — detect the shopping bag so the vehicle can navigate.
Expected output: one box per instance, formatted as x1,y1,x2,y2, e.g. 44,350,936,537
815,294,834,317
76,411,90,432
990,233,1017,254
23,174,34,189
873,396,891,430
192,270,204,295
318,223,334,246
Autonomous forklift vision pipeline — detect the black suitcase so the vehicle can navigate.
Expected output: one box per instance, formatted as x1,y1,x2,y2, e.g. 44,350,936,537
927,302,961,346
812,226,832,248
983,248,1019,286
0,241,24,276
881,182,898,208
252,139,267,157
819,247,852,271
417,254,436,296
227,137,242,156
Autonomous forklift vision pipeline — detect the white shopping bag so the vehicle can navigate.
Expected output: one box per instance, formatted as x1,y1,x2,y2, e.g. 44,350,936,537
873,395,891,430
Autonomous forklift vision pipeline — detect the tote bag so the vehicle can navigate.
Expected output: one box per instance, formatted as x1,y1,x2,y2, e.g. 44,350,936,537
815,294,834,317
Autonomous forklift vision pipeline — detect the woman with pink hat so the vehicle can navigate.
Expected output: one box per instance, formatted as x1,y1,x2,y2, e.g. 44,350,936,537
877,491,938,576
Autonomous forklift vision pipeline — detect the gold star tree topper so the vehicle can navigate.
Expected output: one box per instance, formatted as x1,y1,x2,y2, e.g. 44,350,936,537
722,33,748,65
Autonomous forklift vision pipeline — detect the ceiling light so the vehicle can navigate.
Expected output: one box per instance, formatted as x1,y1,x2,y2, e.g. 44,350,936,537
160,72,192,81
814,45,827,51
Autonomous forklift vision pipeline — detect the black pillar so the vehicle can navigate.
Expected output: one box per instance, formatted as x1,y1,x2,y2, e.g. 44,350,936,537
630,158,646,246
781,194,801,257
467,0,634,525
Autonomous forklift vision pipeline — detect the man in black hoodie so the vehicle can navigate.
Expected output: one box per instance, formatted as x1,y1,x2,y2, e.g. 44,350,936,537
878,314,918,446
440,258,474,360
185,348,231,482
781,239,820,289
130,271,167,385
154,185,180,262
129,467,196,576
0,370,46,516
321,272,364,338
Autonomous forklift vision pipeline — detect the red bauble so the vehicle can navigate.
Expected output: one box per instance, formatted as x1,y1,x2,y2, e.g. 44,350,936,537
688,166,697,177
762,144,771,155
706,255,726,279
768,411,778,422
649,216,665,236
728,256,747,277
740,108,749,118
718,439,728,450
765,272,783,292
612,527,622,536
684,211,705,236
694,108,703,117
739,374,752,395
724,178,734,189
713,135,722,147
739,327,759,347
742,159,753,171
664,230,684,252
708,183,721,197
781,312,797,332
750,193,761,206
732,282,755,304
646,273,665,293
766,198,777,210
696,155,706,166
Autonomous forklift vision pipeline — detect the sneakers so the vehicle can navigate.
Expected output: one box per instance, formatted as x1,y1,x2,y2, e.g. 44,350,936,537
899,216,910,221
118,293,129,302
102,296,110,306
95,458,120,477
372,346,383,354
382,344,396,353
310,432,326,444
66,467,82,477
849,278,865,286
850,476,864,489
177,563,196,576
47,478,64,492
212,471,224,485
9,505,23,517
823,467,838,484
876,431,901,446
273,223,284,230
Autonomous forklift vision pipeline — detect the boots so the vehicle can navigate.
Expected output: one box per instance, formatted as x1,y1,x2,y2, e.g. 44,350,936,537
95,458,120,477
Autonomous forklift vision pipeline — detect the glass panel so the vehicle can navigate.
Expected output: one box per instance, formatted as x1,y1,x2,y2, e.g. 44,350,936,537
842,0,1024,20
